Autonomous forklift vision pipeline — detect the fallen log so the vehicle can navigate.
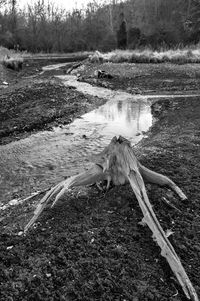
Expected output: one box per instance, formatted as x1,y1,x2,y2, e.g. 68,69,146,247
24,136,198,301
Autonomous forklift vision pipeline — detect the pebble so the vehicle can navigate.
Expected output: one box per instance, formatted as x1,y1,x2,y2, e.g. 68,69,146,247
7,246,13,250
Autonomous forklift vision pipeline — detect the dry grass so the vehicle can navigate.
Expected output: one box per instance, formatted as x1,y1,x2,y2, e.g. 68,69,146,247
1,45,200,65
90,47,200,64
0,46,24,62
22,51,92,59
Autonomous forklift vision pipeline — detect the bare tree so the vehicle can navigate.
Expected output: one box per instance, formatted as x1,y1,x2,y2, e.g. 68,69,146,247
0,0,196,52
0,0,6,8
10,0,17,33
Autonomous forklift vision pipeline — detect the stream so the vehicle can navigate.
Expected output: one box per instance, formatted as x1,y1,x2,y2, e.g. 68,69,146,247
0,68,198,206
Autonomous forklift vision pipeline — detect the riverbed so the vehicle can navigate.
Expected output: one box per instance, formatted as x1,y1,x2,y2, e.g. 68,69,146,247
1,69,199,205
0,74,153,205
0,60,199,301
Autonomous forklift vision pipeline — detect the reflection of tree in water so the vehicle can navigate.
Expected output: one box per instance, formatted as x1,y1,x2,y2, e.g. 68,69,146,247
117,100,123,113
90,99,152,137
137,103,141,132
97,100,140,123
126,102,139,124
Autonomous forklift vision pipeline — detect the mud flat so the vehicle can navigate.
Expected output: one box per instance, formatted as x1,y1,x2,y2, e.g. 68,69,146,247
0,60,199,301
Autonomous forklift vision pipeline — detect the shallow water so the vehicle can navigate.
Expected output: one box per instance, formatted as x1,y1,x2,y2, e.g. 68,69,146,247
0,72,198,205
0,78,153,204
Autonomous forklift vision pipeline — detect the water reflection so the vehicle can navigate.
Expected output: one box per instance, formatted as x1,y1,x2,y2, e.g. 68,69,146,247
0,77,152,204
0,99,152,204
80,99,152,142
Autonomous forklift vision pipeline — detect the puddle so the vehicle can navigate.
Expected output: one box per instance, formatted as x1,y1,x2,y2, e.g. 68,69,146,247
0,72,198,206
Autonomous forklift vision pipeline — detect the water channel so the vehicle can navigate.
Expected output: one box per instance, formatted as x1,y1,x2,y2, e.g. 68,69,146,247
0,69,197,206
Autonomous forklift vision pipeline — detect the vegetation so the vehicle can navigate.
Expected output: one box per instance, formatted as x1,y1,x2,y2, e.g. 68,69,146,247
90,47,200,64
0,0,200,53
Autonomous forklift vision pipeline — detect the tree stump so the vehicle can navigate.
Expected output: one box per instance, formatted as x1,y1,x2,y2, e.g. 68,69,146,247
24,136,198,301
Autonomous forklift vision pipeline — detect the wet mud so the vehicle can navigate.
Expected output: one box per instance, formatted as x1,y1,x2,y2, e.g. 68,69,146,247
0,59,200,300
73,61,200,96
0,65,105,145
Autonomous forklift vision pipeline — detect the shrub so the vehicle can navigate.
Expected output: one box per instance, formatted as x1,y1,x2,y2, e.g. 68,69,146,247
2,55,24,71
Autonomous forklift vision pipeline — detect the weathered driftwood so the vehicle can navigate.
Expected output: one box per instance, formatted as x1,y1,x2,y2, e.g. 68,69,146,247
24,136,198,301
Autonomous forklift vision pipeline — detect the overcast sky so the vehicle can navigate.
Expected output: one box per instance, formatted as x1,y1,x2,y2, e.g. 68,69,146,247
18,0,103,11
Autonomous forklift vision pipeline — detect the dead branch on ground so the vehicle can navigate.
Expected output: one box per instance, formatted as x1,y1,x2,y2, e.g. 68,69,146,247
24,136,198,301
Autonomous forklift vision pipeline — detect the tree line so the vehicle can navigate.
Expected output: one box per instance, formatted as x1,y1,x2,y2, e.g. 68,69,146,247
0,0,200,53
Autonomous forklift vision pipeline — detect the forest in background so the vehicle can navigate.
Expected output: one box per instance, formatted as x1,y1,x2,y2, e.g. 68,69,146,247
0,0,200,53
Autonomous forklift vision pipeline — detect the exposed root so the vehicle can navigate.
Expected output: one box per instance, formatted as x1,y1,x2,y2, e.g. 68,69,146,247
24,136,198,300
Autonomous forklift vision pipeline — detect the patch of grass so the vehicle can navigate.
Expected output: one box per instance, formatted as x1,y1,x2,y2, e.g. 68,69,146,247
0,46,91,61
0,46,24,62
22,51,92,59
91,47,200,64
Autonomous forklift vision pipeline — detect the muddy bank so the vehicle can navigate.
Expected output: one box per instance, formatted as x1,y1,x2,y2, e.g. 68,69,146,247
1,59,200,145
0,65,105,145
73,61,200,95
0,60,200,300
1,95,199,301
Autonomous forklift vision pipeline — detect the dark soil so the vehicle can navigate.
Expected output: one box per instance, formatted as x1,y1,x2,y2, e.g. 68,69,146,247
0,59,199,301
0,59,105,145
76,62,200,95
